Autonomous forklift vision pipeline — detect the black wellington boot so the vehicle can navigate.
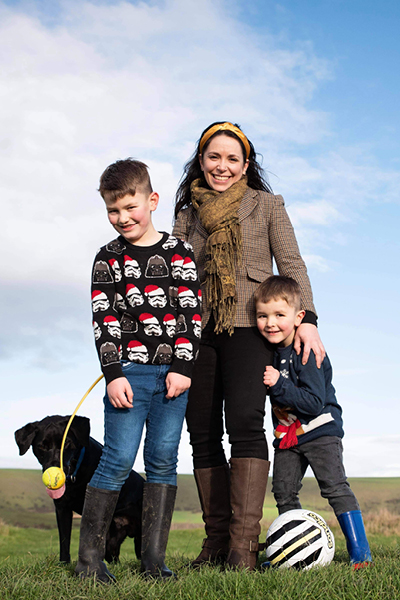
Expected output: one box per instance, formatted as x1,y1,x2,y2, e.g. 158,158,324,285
75,486,120,583
140,482,177,580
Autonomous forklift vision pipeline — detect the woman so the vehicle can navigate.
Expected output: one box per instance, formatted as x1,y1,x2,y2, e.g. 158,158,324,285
172,122,324,570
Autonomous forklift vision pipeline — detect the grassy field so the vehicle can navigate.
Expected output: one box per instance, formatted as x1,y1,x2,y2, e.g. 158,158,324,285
1,470,399,599
1,470,400,540
0,537,399,599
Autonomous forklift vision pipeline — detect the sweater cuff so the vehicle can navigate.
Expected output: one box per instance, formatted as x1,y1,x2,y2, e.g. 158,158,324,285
103,362,124,385
169,358,194,380
301,310,318,327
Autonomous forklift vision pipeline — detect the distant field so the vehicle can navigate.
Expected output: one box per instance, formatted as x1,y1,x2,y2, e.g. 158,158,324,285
1,469,399,531
1,469,399,563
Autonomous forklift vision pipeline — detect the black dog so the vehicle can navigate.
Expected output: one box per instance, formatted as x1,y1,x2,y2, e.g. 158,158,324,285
15,415,144,564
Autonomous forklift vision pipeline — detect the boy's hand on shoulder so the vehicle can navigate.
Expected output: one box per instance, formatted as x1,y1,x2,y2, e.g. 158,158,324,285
294,323,326,368
166,372,191,399
107,377,134,408
264,365,280,387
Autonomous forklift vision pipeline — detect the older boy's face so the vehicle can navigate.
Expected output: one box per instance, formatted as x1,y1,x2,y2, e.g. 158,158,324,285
256,298,305,347
105,192,159,246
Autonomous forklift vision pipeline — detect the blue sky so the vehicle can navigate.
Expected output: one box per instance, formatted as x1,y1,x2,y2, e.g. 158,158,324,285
258,1,400,153
1,0,399,477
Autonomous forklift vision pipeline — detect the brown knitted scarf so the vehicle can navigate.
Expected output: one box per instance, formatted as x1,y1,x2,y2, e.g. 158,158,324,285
191,176,248,334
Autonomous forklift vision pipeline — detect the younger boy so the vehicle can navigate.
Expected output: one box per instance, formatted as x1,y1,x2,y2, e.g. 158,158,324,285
75,159,201,582
254,275,371,568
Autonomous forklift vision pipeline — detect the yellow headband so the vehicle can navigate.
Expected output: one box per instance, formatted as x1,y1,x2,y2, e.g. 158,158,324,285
199,122,251,159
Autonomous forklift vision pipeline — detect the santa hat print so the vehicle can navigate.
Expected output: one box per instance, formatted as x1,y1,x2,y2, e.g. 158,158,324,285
126,284,140,296
139,313,159,326
127,340,147,353
178,286,193,297
163,314,176,326
175,337,192,351
171,254,184,266
124,254,138,265
92,290,108,302
183,256,196,269
144,285,163,298
103,316,119,325
192,314,201,324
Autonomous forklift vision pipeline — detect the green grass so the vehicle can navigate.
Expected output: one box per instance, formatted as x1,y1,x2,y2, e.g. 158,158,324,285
1,470,400,599
2,517,399,560
0,539,399,600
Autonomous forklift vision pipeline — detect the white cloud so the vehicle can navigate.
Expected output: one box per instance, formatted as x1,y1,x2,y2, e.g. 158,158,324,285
287,199,344,227
0,0,335,369
1,0,399,475
301,254,331,273
342,436,400,478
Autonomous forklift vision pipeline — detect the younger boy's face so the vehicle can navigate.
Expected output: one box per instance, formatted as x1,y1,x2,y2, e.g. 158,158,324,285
105,191,159,246
256,298,305,347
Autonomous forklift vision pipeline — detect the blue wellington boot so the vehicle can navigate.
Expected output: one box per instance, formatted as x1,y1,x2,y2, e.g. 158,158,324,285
337,510,372,567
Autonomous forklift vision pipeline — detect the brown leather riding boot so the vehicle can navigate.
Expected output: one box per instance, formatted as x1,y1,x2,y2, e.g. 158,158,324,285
191,464,232,567
226,457,270,571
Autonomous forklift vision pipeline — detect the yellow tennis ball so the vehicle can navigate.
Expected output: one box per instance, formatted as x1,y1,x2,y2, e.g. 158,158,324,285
42,467,66,490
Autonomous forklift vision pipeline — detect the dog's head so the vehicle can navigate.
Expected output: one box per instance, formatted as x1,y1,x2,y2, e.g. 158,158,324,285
14,415,90,472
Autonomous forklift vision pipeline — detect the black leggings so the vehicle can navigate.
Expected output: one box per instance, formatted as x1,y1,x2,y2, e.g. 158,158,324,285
186,318,273,469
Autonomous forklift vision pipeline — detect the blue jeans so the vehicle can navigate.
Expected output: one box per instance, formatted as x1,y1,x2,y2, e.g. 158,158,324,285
272,436,360,517
90,362,189,490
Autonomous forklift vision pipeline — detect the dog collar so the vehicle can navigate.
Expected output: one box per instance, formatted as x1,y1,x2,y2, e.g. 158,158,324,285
66,447,86,483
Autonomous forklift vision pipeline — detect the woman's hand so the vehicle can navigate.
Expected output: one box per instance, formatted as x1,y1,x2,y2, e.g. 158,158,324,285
294,323,326,368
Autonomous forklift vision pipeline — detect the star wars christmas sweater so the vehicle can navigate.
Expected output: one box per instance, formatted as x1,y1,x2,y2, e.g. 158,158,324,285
268,344,344,449
91,232,201,384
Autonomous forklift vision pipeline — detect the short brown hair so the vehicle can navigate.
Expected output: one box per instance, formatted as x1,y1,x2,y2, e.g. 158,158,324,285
254,275,301,311
99,158,152,202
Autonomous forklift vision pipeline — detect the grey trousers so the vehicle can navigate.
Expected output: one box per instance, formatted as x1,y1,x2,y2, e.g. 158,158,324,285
272,436,360,517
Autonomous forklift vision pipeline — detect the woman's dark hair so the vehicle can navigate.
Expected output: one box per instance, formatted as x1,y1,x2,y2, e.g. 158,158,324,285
174,122,272,218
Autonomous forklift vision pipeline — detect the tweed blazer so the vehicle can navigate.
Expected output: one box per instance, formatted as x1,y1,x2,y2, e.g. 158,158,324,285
172,187,317,329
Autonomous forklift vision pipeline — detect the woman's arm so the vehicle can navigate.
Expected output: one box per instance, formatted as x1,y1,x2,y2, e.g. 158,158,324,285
268,194,326,367
172,209,189,241
294,323,325,367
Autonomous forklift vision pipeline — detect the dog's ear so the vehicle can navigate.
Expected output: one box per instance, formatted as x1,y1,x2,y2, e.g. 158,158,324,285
71,416,91,447
14,422,40,455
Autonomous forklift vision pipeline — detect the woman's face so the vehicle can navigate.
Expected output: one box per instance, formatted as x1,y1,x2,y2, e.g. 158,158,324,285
199,134,249,192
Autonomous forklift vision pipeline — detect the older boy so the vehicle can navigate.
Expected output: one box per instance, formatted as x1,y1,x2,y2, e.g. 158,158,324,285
255,275,371,568
76,159,201,582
